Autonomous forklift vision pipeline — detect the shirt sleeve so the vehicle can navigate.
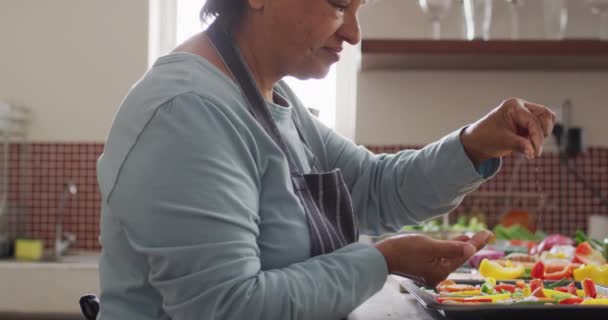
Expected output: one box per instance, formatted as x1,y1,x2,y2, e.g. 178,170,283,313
107,93,388,320
311,116,500,236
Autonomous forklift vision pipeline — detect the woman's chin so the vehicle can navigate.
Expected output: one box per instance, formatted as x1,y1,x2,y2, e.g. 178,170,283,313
290,65,332,80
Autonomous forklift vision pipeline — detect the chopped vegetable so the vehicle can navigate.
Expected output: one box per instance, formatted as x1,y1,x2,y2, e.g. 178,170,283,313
580,298,608,305
559,297,584,305
531,261,545,279
479,258,525,280
582,278,597,298
495,284,516,293
573,242,607,265
573,265,608,286
544,278,568,289
530,234,574,255
433,278,607,306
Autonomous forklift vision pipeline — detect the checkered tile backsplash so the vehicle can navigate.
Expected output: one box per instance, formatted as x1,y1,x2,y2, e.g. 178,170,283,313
367,145,608,237
6,143,103,250
3,143,607,251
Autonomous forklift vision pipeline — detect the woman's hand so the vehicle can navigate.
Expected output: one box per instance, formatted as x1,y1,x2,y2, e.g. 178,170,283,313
374,230,493,286
460,98,557,167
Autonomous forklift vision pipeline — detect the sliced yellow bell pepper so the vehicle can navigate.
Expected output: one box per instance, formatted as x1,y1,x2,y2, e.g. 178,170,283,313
581,298,608,305
577,290,586,298
464,293,512,302
479,259,525,280
486,293,512,302
543,289,575,299
459,290,482,295
573,265,608,286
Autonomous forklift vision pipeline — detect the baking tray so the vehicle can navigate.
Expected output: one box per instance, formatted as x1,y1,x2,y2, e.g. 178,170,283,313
400,278,608,320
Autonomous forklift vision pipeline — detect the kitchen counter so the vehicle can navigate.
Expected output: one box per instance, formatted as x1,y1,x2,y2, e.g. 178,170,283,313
349,273,482,320
349,275,439,320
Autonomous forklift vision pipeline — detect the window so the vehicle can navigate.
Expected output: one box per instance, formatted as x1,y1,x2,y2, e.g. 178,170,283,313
171,0,338,128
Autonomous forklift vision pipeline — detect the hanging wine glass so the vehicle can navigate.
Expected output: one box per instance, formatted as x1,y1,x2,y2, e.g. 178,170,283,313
456,0,468,39
542,0,568,40
585,0,608,40
463,0,493,41
418,0,453,40
505,0,525,40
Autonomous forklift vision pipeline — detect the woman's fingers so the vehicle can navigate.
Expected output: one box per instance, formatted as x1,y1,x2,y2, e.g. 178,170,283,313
452,235,471,242
508,100,545,157
466,230,493,251
522,101,557,138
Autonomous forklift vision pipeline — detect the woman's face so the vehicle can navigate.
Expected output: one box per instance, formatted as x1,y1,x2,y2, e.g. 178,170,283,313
261,0,363,79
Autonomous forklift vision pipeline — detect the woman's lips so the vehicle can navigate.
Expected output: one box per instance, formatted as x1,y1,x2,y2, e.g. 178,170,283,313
323,47,342,61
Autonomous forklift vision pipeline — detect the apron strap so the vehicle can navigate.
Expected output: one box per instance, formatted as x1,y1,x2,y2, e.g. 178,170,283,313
206,21,303,176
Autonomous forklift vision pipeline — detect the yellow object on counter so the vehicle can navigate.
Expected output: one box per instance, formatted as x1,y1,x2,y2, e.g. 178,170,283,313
479,259,525,280
580,298,608,305
573,265,608,286
542,289,575,299
14,238,44,261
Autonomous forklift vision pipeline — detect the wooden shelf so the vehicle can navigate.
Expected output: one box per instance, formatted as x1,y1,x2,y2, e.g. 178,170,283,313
361,39,608,71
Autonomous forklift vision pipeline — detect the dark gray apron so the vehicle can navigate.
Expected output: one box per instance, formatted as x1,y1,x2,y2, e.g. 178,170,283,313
207,21,358,256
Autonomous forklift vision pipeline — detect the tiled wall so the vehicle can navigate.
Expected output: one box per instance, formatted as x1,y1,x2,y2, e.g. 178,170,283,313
368,145,608,236
5,143,103,251
3,143,607,252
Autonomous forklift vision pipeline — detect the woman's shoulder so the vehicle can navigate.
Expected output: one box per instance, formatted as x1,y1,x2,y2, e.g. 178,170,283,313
129,52,243,108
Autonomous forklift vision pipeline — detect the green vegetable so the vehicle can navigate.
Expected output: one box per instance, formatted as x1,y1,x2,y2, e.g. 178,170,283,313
492,224,546,241
545,278,568,290
401,217,488,234
481,283,494,294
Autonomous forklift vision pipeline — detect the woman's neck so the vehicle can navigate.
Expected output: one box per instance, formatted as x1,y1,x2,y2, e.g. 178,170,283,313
231,20,282,101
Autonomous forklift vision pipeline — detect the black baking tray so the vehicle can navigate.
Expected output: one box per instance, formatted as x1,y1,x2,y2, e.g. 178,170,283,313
400,278,608,320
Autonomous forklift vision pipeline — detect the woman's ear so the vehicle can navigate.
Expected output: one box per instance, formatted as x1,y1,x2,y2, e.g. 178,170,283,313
248,0,265,10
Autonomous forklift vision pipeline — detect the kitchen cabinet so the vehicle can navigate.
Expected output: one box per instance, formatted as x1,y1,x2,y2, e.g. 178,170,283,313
361,40,608,71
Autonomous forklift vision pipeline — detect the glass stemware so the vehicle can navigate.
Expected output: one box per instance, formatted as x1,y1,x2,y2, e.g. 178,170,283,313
586,0,608,40
418,0,453,40
463,0,493,40
505,0,525,40
542,0,568,40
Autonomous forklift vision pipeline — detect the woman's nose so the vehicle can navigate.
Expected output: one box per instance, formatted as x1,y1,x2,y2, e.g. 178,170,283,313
338,13,361,45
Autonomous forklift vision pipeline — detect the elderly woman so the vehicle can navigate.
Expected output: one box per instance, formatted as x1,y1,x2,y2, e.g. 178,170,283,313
97,0,556,319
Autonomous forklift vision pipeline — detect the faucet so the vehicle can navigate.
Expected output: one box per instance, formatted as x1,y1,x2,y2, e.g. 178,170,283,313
55,181,77,260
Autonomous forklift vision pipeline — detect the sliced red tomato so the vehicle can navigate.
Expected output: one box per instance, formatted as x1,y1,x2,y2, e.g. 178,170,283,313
573,254,606,266
574,242,607,265
576,242,594,256
559,297,584,305
582,278,597,298
495,284,516,293
531,261,545,279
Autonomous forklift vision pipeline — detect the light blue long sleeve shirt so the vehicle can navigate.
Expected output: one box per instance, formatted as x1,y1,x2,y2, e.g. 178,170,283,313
97,52,500,320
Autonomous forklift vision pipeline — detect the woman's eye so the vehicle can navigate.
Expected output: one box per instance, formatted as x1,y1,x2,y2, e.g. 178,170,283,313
331,1,349,12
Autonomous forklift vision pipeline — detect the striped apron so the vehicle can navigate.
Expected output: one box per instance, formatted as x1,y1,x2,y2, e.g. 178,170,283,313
207,21,358,256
